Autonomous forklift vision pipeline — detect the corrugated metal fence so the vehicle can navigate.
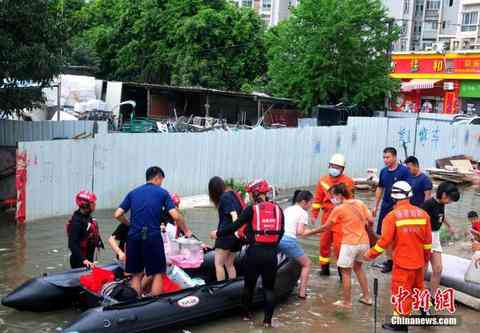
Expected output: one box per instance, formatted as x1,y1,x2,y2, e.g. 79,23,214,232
0,120,108,147
18,117,480,220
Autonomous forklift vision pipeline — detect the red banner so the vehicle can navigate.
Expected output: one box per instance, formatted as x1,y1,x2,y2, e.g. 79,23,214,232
16,151,27,223
393,54,480,76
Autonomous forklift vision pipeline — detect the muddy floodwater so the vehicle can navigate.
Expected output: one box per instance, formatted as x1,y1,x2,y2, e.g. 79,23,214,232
0,189,479,333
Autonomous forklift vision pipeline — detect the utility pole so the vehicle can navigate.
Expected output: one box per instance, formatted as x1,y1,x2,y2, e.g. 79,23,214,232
385,18,395,118
56,79,61,121
57,0,65,122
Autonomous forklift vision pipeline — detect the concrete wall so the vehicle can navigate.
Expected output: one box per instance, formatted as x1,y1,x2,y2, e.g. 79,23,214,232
18,117,480,220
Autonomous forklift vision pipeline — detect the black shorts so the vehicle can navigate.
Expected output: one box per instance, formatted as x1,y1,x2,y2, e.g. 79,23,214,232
215,235,241,252
125,236,166,276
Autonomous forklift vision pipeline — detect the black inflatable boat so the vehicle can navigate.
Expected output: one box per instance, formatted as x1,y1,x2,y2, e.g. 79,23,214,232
1,262,123,312
2,251,301,332
63,254,300,332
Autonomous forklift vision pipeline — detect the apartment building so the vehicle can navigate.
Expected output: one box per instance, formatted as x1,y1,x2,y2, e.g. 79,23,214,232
232,0,299,26
382,0,480,51
382,0,460,51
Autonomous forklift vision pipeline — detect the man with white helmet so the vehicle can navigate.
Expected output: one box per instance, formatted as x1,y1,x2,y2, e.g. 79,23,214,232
364,181,432,331
311,153,354,276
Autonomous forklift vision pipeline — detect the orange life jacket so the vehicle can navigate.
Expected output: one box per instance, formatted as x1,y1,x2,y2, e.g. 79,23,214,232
251,202,283,244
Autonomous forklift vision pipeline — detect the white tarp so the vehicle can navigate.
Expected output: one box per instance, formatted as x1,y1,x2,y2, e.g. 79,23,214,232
43,75,97,107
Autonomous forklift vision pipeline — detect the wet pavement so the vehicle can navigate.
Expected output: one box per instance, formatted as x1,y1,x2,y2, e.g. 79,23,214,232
0,188,479,333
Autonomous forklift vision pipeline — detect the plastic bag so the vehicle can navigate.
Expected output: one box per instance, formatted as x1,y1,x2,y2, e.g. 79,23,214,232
465,252,480,284
80,267,115,293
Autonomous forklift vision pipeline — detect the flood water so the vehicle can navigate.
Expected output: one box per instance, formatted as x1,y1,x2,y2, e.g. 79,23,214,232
0,188,479,333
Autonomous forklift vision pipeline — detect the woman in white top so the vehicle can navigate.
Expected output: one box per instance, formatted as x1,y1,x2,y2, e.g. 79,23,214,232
278,190,315,299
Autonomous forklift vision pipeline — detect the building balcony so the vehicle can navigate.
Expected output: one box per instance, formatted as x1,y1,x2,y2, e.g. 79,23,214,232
425,9,440,19
462,0,480,5
422,30,438,39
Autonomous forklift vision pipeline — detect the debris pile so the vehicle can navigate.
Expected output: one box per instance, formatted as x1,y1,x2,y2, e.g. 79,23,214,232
426,155,478,185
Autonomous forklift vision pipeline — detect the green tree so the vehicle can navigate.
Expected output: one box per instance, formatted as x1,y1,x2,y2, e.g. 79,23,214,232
0,0,66,117
69,0,267,91
266,0,399,111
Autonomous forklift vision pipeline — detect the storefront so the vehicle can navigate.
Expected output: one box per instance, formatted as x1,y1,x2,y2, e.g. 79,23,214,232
391,53,480,114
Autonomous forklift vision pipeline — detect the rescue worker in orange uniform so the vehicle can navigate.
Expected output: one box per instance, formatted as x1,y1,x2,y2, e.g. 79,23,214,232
312,153,354,275
364,181,432,332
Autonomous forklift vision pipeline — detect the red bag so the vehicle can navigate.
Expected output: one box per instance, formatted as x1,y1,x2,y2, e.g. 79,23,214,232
162,275,181,293
80,267,115,294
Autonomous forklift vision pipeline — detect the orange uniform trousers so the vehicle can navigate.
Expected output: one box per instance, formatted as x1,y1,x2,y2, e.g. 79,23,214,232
391,265,425,316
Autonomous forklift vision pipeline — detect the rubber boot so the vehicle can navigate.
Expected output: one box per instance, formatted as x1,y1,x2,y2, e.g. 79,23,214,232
382,323,408,332
381,260,393,273
319,264,330,276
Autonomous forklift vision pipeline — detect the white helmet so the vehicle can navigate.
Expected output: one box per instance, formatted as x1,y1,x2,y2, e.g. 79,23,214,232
391,181,413,200
329,153,346,168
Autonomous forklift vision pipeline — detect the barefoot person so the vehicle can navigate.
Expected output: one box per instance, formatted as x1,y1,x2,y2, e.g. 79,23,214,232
113,167,192,296
311,154,355,276
278,190,314,299
421,182,460,299
208,176,244,281
305,184,373,308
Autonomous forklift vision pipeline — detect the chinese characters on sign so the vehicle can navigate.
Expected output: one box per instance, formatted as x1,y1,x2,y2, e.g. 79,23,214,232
391,287,456,314
417,126,441,145
398,127,411,145
393,55,480,75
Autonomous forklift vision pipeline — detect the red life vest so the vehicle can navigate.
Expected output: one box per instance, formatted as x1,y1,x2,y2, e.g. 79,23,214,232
251,202,283,244
233,191,247,209
66,217,101,258
232,191,248,240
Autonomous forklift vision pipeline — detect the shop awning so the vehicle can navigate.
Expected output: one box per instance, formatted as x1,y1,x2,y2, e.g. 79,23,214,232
400,79,441,92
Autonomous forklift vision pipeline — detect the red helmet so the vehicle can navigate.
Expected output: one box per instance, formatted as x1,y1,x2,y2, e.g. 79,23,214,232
75,190,97,208
171,193,181,206
245,179,271,195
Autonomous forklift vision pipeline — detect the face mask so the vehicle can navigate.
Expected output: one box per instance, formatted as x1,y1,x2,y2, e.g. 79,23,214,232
329,167,341,177
331,197,342,206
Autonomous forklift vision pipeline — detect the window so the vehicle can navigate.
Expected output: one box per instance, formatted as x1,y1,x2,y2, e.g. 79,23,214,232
242,0,253,7
426,1,440,10
262,0,272,10
424,21,438,31
415,1,424,16
401,21,408,34
462,12,479,32
442,21,446,29
403,0,410,14
423,42,433,50
449,0,454,7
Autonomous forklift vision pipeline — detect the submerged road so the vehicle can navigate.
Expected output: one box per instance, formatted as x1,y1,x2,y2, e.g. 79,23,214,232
0,189,478,332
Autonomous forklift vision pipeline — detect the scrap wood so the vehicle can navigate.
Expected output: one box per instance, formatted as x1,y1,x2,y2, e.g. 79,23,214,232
436,155,476,170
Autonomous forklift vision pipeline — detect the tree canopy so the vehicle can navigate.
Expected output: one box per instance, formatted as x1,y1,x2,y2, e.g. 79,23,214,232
0,0,66,117
69,0,267,91
266,0,399,110
1,0,400,116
